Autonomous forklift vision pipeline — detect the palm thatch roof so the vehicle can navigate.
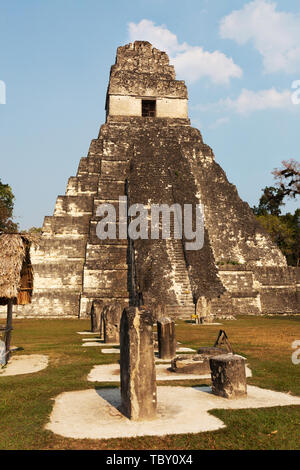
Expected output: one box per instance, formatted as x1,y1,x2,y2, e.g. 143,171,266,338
0,233,38,303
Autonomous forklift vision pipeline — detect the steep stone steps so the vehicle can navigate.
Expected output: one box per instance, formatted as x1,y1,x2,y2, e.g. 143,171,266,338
165,238,195,316
165,305,195,319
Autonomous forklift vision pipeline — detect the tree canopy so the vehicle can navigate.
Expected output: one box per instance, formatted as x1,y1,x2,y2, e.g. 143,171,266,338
272,159,300,199
0,179,18,233
253,160,300,266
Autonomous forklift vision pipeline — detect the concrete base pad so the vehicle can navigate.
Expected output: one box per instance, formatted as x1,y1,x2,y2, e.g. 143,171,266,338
87,363,252,382
101,349,120,354
176,347,195,352
82,338,102,342
77,332,98,335
0,354,48,377
99,348,195,355
45,385,300,440
82,341,119,347
83,341,194,350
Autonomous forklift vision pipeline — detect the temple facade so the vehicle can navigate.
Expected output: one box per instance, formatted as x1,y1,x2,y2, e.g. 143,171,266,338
10,41,300,318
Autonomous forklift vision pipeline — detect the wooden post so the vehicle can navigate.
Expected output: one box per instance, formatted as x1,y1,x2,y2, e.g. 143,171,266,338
5,299,13,363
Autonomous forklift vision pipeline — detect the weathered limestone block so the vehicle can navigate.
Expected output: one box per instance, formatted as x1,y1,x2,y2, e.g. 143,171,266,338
14,291,80,317
171,354,210,374
54,195,93,217
210,354,247,399
157,317,176,359
171,350,229,375
66,175,99,196
103,303,123,343
120,306,157,420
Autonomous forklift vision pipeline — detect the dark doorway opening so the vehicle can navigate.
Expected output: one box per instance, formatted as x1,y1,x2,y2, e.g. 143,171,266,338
142,99,156,117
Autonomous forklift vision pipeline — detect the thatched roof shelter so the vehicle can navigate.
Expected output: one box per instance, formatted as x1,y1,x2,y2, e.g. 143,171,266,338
0,233,37,305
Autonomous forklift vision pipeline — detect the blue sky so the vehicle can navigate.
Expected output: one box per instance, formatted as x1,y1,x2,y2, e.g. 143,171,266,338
0,0,299,229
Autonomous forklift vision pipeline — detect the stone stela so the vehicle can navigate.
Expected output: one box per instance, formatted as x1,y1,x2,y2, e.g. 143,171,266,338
90,300,102,333
102,303,123,343
157,317,177,360
120,306,157,421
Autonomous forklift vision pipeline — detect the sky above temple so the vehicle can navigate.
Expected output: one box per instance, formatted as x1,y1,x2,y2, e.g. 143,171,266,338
0,0,299,229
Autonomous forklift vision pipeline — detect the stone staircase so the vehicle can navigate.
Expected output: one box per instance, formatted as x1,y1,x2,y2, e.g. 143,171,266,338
165,238,195,319
128,130,196,320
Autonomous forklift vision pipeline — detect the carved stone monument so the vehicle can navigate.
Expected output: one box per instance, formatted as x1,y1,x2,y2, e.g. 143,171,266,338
120,306,157,420
103,303,122,343
210,354,247,399
157,317,177,359
90,300,102,333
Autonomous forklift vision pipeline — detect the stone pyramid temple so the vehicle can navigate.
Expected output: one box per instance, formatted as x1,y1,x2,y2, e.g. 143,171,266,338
13,41,300,318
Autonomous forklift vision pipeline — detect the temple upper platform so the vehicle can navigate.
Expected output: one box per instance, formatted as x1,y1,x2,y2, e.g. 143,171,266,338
106,41,188,119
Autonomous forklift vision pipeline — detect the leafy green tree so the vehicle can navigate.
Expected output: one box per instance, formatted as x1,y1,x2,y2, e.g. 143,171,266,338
253,186,285,216
253,160,300,266
22,226,42,234
0,179,18,233
256,214,295,261
280,209,300,266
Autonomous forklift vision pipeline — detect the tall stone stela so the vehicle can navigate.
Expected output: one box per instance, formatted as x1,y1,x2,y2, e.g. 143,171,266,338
157,317,177,359
120,306,157,420
8,41,300,319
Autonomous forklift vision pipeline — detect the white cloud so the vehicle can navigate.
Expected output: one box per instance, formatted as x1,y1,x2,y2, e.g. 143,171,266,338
128,19,242,84
224,88,292,114
128,19,187,55
208,117,230,129
220,0,300,74
173,48,242,84
200,88,293,115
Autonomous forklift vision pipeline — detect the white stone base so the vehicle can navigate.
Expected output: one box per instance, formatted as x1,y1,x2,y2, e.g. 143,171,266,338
87,363,252,382
77,331,99,335
82,341,119,347
101,349,120,354
0,354,48,377
45,385,300,440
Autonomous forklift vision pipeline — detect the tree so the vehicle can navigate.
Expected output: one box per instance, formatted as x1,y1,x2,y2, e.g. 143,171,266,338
22,226,42,234
272,159,300,199
252,159,300,266
280,209,300,266
256,213,296,261
0,179,18,233
253,186,285,216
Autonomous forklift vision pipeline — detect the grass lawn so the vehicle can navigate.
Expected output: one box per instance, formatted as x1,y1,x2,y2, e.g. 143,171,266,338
0,315,300,450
